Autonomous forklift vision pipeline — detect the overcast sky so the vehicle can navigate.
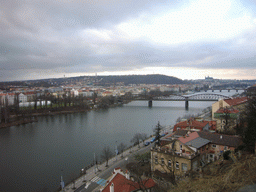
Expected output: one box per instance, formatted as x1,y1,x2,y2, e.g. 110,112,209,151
1,0,256,81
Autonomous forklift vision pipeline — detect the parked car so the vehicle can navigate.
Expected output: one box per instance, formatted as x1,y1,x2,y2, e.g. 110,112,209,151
144,141,150,146
150,137,156,143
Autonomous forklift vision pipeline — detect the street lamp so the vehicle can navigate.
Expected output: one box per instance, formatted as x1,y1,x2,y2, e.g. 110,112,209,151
115,141,118,161
94,153,97,174
81,168,86,183
60,170,65,192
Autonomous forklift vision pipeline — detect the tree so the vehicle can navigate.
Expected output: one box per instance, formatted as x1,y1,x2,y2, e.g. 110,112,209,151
221,108,230,133
101,146,113,167
140,133,148,145
117,142,126,158
126,152,155,192
134,151,150,165
131,133,142,148
241,97,256,152
154,121,163,146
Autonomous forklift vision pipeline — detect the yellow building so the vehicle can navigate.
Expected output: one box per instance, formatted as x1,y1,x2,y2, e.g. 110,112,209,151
151,136,203,178
212,97,248,119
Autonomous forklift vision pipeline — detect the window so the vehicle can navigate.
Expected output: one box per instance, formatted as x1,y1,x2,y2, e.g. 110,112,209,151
212,144,216,148
180,145,183,151
224,146,227,151
155,156,158,164
168,160,172,168
161,158,164,165
182,163,188,171
176,162,179,169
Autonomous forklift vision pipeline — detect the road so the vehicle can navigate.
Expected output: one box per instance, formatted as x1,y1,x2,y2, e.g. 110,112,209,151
62,140,153,192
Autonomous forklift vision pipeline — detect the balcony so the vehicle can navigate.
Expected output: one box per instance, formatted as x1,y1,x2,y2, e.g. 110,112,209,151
151,147,198,159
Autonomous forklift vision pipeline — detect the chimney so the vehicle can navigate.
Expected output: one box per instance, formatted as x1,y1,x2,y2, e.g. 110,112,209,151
125,170,130,180
110,183,114,192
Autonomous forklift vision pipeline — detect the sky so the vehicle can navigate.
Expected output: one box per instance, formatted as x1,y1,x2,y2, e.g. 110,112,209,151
1,0,256,82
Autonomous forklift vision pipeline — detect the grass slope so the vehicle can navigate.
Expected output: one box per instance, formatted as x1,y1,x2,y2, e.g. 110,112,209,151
171,154,256,192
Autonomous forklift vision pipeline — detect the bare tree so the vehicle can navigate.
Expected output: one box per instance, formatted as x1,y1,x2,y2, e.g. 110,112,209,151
140,133,148,145
126,152,154,192
101,146,113,167
131,133,142,148
117,142,126,158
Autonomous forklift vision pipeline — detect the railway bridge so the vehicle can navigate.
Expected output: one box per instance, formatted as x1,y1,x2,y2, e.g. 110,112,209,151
135,93,232,110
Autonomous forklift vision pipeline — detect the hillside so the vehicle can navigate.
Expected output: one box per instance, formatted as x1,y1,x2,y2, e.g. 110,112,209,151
170,154,256,192
0,74,184,88
96,74,183,86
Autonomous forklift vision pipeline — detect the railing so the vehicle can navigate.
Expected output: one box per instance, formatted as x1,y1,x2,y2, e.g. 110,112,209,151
151,147,198,159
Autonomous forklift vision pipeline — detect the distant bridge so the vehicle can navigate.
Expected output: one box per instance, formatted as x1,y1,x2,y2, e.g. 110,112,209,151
204,88,245,92
135,93,232,109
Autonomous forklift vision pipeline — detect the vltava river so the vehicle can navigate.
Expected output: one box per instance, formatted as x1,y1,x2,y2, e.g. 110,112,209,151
0,90,243,191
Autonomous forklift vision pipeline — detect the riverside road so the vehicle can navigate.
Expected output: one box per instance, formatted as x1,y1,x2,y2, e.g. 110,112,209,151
63,139,153,192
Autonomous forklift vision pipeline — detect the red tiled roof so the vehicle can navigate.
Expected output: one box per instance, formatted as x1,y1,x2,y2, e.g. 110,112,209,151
173,119,209,132
215,108,239,114
24,92,35,95
178,132,199,144
166,130,189,139
102,173,156,192
224,97,248,106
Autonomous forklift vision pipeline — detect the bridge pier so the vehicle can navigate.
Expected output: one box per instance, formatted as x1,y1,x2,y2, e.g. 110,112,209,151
212,89,214,92
236,89,238,92
220,89,222,92
228,89,230,92
148,100,152,107
185,98,189,110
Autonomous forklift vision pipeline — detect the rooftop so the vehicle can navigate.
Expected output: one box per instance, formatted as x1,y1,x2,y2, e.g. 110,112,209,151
224,97,248,106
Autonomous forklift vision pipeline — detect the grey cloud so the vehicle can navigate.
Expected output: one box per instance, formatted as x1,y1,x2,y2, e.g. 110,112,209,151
0,0,256,81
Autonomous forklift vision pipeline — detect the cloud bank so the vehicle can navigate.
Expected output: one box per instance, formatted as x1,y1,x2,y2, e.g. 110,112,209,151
1,0,256,81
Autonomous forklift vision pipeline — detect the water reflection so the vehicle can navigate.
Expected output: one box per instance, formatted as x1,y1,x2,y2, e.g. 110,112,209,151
0,95,241,191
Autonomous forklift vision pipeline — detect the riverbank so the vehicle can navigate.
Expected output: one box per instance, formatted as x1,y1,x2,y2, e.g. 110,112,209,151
0,102,128,129
0,118,38,128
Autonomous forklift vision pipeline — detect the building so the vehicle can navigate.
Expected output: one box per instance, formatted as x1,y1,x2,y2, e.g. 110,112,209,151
212,97,248,118
151,131,242,178
173,118,216,132
214,107,240,132
151,133,203,178
0,93,16,106
100,168,156,192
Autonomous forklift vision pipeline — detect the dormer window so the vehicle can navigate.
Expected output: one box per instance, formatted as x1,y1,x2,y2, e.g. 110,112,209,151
176,162,179,169
168,160,172,167
155,156,158,164
161,158,164,165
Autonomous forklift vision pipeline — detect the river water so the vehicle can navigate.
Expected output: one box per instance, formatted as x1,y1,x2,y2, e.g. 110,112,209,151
0,90,243,191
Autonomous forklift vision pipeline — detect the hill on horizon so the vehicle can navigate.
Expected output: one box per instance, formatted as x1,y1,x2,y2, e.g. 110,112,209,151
95,74,184,85
0,74,184,87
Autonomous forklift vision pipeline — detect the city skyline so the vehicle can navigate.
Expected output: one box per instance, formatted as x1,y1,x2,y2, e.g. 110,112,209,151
1,0,256,81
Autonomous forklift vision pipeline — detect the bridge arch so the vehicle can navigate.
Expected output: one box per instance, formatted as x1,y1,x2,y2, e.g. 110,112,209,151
185,93,232,100
151,93,232,109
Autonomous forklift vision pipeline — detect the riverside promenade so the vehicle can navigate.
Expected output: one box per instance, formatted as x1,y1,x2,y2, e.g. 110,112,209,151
61,140,152,192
